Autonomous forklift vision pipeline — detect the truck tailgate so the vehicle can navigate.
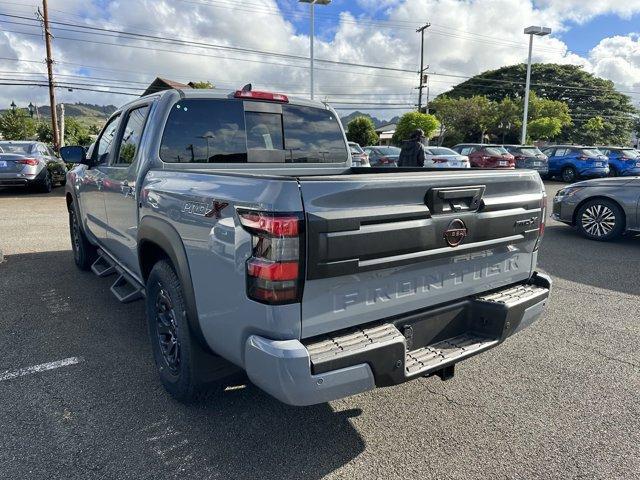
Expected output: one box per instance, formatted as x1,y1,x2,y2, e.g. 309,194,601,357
298,170,544,338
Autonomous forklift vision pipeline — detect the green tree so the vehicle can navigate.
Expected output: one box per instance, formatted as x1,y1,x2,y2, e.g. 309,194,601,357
392,111,438,144
527,117,563,141
0,109,36,140
189,81,214,89
583,116,606,145
63,118,92,146
346,116,379,146
491,97,521,143
36,121,54,144
440,63,636,144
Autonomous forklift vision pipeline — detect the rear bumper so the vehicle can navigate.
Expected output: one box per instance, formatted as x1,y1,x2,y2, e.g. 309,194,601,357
244,272,551,406
0,168,44,187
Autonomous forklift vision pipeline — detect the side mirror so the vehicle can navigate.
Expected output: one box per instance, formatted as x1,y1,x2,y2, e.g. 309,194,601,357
60,145,88,164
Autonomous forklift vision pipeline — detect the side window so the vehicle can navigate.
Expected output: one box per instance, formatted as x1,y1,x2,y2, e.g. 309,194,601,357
115,106,150,165
460,147,471,155
554,148,567,157
94,115,121,165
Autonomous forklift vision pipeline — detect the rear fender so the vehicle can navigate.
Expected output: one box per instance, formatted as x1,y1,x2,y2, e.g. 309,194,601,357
137,216,209,350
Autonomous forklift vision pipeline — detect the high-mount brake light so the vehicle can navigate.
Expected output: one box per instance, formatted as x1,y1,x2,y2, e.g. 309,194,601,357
238,210,304,305
234,90,289,103
16,158,39,166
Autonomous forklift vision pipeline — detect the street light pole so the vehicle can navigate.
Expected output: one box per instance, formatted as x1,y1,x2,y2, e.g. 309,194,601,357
521,26,551,144
299,0,331,100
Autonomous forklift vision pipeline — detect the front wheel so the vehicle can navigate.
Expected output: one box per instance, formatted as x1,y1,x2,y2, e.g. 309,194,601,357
146,260,237,403
69,203,97,270
576,199,625,241
561,166,577,183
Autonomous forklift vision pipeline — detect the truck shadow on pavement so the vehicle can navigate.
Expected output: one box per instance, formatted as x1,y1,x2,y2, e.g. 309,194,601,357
0,249,365,480
538,224,639,296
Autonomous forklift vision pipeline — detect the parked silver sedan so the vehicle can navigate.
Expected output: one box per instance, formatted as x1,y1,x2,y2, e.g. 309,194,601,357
423,146,470,168
0,141,67,192
552,176,640,241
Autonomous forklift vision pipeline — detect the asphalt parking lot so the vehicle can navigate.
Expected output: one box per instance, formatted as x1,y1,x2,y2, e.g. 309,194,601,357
0,182,638,480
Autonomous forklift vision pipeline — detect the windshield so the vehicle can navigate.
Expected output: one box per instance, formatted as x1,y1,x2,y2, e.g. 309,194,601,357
160,99,348,164
519,147,543,156
489,146,508,154
426,147,456,155
0,143,32,154
483,147,504,155
378,146,400,155
620,149,640,159
349,143,364,154
580,148,601,158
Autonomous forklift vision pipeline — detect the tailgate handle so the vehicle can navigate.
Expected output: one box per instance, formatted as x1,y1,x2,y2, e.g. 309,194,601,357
427,185,485,214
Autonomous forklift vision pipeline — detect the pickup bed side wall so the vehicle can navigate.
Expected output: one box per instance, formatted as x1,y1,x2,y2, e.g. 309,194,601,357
139,169,305,368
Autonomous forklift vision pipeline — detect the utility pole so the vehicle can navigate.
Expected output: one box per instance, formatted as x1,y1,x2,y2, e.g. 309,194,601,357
416,23,430,112
39,0,60,151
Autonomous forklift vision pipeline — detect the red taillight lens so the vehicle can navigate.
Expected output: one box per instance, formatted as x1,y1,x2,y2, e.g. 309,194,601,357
16,158,39,166
234,90,289,103
238,210,304,305
535,193,547,251
433,158,448,163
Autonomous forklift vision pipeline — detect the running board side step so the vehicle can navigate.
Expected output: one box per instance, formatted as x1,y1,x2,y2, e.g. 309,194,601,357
91,255,115,277
92,249,145,303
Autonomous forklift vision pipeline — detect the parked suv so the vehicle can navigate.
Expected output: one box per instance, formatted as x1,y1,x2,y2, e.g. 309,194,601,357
0,141,67,192
503,145,549,175
452,144,515,169
542,145,609,183
597,147,640,177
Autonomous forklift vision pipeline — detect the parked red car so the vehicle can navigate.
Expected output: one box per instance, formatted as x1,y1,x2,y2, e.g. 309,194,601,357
452,144,515,168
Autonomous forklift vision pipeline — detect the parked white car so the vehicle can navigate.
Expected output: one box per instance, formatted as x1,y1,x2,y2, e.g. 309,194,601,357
423,147,470,169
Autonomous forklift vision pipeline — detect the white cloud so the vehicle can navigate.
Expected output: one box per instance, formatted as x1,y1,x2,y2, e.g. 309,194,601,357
0,0,639,119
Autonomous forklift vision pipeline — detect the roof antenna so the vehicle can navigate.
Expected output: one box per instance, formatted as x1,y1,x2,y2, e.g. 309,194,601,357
241,83,252,92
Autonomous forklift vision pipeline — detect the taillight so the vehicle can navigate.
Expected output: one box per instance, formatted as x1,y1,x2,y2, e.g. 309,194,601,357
16,158,39,166
379,156,391,164
578,155,588,160
534,192,547,251
433,158,448,163
238,210,304,304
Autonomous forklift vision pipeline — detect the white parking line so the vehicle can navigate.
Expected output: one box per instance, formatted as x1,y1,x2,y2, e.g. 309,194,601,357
0,357,82,382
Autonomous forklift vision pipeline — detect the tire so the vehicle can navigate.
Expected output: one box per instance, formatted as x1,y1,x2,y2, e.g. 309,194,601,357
561,166,577,183
576,199,625,241
608,166,618,177
37,170,53,193
69,202,97,270
146,260,237,403
59,176,67,187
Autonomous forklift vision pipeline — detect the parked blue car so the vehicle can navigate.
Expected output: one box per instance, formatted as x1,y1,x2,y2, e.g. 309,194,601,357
541,145,609,183
597,147,640,177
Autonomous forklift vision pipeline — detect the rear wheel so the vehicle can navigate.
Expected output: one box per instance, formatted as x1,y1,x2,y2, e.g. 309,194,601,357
69,203,97,270
561,166,577,183
576,199,625,241
146,260,237,403
37,170,53,193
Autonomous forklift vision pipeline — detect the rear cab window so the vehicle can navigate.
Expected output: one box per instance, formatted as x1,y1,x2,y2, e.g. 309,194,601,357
160,98,348,164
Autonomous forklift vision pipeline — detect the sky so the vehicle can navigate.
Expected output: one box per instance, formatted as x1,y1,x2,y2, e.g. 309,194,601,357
0,0,639,121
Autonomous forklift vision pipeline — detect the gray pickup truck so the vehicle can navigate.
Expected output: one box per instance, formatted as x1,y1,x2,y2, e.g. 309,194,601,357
61,87,551,406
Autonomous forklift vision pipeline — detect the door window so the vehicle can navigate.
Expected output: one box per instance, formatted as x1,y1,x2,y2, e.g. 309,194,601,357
554,148,568,157
94,114,121,165
115,106,150,166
